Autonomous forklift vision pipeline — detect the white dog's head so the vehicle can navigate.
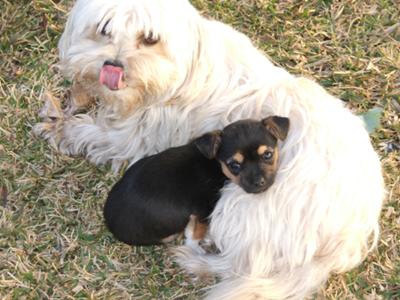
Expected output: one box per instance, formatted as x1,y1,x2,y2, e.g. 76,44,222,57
59,0,203,115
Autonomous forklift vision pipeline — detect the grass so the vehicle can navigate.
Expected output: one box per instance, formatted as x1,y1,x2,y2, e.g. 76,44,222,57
0,0,399,299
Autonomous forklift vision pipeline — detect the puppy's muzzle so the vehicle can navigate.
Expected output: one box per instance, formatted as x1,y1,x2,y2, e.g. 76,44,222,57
241,176,271,194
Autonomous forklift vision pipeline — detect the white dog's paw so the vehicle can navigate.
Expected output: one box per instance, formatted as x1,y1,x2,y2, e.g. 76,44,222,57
33,121,63,150
34,90,97,157
38,92,64,122
34,91,67,149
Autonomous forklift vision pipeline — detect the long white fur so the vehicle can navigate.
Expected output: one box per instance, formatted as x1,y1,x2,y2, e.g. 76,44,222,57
34,0,385,299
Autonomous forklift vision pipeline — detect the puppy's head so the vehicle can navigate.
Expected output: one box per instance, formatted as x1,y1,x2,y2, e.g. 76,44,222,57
58,0,202,115
195,116,290,194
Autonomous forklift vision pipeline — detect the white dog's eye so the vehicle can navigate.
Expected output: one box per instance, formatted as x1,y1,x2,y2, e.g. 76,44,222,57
143,32,159,46
100,20,111,36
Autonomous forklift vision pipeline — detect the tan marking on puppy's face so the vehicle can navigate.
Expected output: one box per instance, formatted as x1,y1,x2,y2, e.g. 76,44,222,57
232,152,244,164
258,145,275,160
220,162,240,185
257,145,268,156
215,118,287,193
261,145,279,176
219,152,243,184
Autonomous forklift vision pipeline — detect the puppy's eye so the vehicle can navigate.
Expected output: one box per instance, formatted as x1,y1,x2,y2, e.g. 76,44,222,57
143,32,159,46
262,151,273,161
227,161,241,175
100,20,111,36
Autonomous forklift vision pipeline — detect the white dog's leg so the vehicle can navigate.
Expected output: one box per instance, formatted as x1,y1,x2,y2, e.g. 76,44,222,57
34,113,94,154
34,91,192,171
34,92,132,169
34,113,127,168
34,92,67,150
37,92,64,121
34,93,103,160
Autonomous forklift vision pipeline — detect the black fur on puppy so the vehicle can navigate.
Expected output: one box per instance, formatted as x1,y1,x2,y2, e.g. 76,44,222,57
103,116,289,246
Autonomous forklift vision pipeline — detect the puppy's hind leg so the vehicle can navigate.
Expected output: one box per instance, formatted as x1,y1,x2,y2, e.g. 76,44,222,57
184,215,209,254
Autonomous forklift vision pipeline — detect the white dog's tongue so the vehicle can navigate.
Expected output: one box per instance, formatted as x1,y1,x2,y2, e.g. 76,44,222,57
99,65,124,90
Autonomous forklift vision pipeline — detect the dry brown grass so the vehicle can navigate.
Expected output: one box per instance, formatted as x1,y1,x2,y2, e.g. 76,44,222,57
1,0,399,299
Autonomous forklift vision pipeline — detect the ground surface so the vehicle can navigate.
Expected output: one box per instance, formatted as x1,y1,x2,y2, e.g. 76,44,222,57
0,0,399,299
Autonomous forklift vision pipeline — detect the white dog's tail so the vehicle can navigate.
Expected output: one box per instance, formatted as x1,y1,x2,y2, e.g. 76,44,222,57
175,246,332,300
203,272,325,300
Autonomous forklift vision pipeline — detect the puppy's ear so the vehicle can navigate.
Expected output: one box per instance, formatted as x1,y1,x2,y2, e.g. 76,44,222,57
262,116,290,141
193,131,222,159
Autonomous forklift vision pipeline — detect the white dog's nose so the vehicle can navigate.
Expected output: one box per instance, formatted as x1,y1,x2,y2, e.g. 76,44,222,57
103,59,124,68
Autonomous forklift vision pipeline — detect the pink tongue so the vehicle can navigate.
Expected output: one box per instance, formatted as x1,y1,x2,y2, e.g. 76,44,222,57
99,65,124,90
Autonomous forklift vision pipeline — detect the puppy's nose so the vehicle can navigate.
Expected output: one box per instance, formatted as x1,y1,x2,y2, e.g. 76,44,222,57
254,177,266,188
103,59,124,68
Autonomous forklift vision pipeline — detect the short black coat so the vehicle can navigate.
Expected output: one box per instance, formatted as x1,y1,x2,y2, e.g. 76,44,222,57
103,142,226,246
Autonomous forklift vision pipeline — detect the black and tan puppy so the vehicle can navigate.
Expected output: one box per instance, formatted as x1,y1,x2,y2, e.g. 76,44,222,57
103,116,289,246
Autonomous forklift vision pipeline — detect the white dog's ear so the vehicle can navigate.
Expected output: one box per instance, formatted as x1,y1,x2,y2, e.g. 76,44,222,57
262,116,290,141
194,130,222,159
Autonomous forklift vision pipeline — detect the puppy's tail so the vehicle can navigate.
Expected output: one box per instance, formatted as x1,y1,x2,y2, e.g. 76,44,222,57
175,246,331,300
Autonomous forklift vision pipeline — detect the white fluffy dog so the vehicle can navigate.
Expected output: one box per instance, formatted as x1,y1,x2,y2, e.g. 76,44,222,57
34,0,385,299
